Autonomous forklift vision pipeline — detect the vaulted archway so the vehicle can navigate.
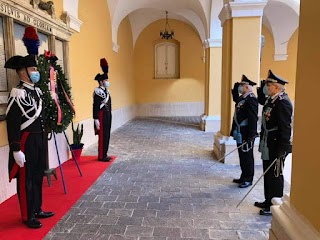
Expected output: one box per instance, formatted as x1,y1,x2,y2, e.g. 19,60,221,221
107,0,209,52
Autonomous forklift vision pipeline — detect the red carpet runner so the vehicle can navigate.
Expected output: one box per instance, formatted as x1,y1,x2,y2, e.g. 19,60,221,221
0,156,116,240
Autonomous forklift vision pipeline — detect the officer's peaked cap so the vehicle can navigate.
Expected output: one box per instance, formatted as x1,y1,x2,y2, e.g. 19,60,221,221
240,74,256,86
266,70,288,85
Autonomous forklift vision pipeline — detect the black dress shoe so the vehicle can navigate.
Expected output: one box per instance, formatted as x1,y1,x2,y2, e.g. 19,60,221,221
98,158,109,162
254,201,270,209
24,218,42,228
238,181,252,188
232,178,243,184
98,157,111,162
35,211,54,219
259,209,272,216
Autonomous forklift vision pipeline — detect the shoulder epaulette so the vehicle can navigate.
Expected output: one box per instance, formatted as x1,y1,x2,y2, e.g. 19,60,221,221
94,87,106,98
9,87,26,99
278,92,287,101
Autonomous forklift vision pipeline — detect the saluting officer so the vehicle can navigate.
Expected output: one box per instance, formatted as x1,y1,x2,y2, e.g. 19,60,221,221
5,55,54,229
93,59,112,162
230,75,259,188
255,70,293,216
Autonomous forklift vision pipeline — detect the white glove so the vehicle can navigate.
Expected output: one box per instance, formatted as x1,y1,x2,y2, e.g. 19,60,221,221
94,119,100,130
102,98,108,104
13,151,26,168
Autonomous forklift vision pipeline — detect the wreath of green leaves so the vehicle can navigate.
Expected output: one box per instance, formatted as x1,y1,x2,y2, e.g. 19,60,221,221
36,54,75,133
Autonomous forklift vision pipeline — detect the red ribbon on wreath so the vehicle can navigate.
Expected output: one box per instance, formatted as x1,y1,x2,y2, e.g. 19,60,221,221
49,65,62,125
44,50,76,121
45,51,62,125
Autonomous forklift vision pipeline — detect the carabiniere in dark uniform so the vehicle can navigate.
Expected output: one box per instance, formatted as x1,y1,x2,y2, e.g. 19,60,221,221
5,55,54,229
230,75,259,188
93,73,112,162
255,70,293,216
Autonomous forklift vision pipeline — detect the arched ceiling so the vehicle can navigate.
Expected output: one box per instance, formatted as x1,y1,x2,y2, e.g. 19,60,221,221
128,9,206,48
263,0,300,60
107,0,209,51
64,0,301,60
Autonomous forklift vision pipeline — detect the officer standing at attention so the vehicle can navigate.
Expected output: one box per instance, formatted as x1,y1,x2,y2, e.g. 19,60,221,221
5,55,54,228
93,58,112,162
255,70,293,216
230,75,259,188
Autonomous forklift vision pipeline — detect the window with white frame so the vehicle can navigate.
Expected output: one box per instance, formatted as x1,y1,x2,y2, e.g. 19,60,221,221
155,41,180,79
55,39,64,71
14,23,49,56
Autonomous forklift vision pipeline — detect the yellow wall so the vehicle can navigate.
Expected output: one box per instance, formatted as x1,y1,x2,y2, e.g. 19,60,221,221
205,47,221,116
69,0,135,121
260,26,298,100
232,17,261,82
205,48,209,114
220,17,261,136
53,0,63,18
220,19,232,135
291,1,320,232
0,123,7,147
134,19,205,104
108,20,135,109
206,47,222,116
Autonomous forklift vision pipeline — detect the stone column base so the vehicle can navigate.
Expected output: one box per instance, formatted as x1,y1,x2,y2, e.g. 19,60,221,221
213,132,261,165
200,115,221,132
270,195,320,240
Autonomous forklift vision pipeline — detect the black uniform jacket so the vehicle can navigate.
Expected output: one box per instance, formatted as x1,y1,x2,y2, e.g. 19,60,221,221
6,81,45,177
260,92,293,158
93,87,112,118
230,90,259,140
92,87,112,134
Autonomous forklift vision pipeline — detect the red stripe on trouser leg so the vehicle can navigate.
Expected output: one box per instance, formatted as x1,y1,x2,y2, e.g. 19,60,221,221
9,164,19,182
98,110,104,159
9,132,30,182
17,132,30,221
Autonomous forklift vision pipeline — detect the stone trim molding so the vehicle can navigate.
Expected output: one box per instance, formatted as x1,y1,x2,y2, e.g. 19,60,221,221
137,102,204,117
274,54,288,61
0,0,72,40
219,1,268,26
62,11,83,33
271,194,320,240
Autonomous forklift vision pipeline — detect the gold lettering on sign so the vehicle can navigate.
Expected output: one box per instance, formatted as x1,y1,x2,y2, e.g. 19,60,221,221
0,2,52,33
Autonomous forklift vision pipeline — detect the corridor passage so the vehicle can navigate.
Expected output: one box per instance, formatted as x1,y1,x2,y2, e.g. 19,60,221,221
45,117,289,240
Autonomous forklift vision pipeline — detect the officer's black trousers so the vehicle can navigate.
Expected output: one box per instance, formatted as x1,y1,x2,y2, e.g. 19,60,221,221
263,159,284,207
237,143,254,182
98,109,112,160
16,132,45,221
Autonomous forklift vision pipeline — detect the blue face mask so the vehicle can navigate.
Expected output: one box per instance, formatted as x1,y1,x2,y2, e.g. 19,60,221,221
30,71,40,84
104,82,110,88
263,85,269,95
238,86,243,94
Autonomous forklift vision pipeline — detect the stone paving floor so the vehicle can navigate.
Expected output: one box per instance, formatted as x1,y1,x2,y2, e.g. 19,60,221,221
45,117,290,240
